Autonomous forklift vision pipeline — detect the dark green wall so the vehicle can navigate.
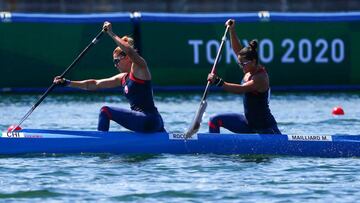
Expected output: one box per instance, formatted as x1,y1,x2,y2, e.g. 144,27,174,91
1,13,359,89
141,22,354,86
0,22,132,87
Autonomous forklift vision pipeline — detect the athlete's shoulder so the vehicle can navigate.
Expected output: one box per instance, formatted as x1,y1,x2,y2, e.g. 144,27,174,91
116,72,128,79
255,66,268,78
112,72,128,85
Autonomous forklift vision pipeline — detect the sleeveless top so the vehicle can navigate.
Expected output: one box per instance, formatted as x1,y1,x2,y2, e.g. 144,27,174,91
243,67,278,129
121,72,159,114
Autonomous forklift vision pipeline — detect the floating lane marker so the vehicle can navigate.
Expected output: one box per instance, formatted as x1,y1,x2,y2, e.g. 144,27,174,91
288,135,332,142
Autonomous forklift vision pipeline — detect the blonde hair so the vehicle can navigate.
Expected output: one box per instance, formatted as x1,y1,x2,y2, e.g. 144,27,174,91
113,35,134,56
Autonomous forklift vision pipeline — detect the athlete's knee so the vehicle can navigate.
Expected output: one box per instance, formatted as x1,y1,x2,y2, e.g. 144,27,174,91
100,106,112,119
209,115,223,129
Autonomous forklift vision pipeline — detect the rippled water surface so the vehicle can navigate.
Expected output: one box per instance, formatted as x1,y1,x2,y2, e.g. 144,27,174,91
1,92,360,202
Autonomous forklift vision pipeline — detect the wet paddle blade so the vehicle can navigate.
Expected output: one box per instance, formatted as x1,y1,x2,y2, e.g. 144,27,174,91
185,100,208,138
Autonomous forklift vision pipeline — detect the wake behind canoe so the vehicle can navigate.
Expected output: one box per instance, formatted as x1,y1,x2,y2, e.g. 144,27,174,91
1,129,360,157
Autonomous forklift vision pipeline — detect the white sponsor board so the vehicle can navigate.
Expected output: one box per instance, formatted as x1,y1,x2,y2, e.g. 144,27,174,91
2,132,25,138
169,133,198,140
288,135,332,142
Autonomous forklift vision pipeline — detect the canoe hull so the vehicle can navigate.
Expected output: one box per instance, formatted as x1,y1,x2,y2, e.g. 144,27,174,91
1,129,360,157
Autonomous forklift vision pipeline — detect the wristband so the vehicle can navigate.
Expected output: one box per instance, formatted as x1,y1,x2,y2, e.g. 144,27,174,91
58,78,71,87
214,76,224,87
64,79,71,87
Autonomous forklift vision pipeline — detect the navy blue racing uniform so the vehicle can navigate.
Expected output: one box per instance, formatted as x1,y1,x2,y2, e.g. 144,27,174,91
209,68,281,134
98,72,164,132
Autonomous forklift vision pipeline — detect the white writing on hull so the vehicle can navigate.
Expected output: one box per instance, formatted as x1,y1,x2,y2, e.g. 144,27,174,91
169,133,198,140
288,135,332,142
1,132,25,138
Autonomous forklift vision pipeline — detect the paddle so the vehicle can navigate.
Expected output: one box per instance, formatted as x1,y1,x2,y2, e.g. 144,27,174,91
184,24,231,138
9,29,105,132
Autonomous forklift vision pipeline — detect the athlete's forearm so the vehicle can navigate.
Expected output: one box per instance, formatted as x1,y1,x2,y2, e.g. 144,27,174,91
107,31,134,56
229,28,243,54
222,82,256,94
68,79,98,91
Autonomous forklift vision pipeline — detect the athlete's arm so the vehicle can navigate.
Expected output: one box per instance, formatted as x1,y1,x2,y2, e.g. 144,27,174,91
103,21,151,80
54,73,125,91
208,73,268,94
226,19,243,54
223,74,269,94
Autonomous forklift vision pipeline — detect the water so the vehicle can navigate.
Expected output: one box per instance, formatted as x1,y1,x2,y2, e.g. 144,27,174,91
1,92,360,202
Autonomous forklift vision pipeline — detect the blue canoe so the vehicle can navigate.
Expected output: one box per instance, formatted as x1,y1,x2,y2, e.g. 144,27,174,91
1,129,360,157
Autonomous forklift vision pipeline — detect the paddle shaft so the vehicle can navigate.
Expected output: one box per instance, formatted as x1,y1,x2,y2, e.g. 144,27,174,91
201,25,230,101
184,25,231,138
12,30,105,131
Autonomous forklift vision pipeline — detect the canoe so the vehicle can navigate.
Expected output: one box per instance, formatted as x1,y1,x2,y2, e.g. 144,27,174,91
1,129,360,157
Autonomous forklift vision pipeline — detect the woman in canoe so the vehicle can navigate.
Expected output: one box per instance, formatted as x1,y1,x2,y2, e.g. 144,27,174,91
54,21,164,133
207,19,281,134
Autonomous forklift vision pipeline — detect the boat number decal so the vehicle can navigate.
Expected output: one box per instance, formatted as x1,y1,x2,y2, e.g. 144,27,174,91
288,135,332,142
2,131,25,138
169,133,198,140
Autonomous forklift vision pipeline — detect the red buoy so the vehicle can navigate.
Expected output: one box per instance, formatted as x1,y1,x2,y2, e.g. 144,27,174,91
332,106,345,115
7,125,22,132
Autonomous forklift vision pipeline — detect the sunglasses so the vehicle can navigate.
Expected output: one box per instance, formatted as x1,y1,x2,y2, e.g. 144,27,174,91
113,51,127,65
239,60,251,68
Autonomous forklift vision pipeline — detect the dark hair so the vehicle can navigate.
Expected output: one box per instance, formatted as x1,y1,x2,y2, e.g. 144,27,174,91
239,39,258,64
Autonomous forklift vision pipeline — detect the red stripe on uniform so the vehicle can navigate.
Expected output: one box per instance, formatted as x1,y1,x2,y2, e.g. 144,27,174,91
129,72,146,84
101,107,112,120
121,73,128,85
208,121,217,129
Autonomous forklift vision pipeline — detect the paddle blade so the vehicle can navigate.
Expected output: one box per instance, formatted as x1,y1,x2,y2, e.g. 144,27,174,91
185,100,208,138
7,125,22,132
